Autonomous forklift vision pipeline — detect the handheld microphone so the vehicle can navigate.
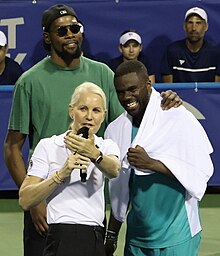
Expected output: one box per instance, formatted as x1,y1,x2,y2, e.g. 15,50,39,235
76,127,89,182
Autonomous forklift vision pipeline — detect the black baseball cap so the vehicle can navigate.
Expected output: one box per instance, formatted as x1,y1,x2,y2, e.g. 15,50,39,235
42,4,78,32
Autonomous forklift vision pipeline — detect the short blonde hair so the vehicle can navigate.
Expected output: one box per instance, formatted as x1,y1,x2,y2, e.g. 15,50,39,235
70,82,107,110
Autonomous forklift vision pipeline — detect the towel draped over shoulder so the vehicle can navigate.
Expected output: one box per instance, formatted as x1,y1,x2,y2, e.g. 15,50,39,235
105,88,213,222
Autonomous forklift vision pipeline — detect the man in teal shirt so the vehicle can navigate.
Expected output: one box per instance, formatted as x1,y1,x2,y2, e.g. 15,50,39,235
105,60,213,256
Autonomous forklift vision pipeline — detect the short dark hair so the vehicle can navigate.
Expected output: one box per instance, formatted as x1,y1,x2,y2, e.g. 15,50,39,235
114,60,149,83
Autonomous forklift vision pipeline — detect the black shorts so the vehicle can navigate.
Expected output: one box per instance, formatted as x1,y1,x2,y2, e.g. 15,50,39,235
43,223,106,256
23,211,46,256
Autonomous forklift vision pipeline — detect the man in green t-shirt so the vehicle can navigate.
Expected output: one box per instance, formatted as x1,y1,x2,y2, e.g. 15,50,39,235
4,4,182,256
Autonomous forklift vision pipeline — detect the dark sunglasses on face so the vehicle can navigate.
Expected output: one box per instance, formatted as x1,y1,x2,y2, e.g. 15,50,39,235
56,24,81,37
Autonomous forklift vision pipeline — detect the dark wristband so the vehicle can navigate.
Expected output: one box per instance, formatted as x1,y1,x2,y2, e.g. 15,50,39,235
105,230,118,241
94,151,103,164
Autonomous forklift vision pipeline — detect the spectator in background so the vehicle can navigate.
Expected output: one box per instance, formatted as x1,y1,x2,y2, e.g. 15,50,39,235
107,29,155,84
161,7,220,83
0,31,23,85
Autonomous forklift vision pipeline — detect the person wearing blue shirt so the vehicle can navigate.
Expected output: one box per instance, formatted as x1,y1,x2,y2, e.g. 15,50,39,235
161,7,220,83
107,29,155,84
0,31,23,85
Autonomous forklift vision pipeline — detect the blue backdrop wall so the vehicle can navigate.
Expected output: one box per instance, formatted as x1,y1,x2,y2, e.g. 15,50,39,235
1,0,220,81
1,0,220,189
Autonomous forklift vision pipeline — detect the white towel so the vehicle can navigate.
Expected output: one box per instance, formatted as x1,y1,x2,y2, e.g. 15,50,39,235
105,88,213,222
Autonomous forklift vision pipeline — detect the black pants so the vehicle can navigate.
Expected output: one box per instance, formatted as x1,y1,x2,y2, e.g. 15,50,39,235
43,223,106,256
23,211,46,256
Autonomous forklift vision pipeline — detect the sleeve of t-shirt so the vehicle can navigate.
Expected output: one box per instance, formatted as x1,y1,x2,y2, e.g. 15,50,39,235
214,46,220,75
27,139,49,179
101,139,120,160
8,79,30,134
13,63,24,84
160,46,173,75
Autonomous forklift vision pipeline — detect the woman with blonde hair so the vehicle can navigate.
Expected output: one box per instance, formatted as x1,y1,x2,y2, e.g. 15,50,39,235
19,82,121,256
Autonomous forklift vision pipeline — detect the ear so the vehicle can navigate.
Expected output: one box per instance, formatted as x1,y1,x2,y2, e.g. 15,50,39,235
102,110,107,123
68,104,74,119
4,45,8,54
43,32,51,45
183,22,186,32
146,80,151,89
139,44,143,52
99,110,107,126
205,22,209,32
119,45,123,53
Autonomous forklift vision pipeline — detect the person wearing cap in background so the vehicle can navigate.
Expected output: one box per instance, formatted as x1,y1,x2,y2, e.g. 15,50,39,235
107,29,155,83
3,3,181,256
161,7,220,83
0,30,23,85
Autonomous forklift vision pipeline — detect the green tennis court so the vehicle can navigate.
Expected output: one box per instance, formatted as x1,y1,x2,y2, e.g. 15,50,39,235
0,194,219,256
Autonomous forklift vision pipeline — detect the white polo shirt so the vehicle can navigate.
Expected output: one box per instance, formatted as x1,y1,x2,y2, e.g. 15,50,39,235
27,131,120,226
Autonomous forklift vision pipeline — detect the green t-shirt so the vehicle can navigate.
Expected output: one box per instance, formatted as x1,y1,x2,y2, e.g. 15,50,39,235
9,56,123,158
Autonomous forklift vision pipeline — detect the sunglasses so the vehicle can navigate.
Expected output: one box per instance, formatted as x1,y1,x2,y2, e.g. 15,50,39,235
56,24,82,37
